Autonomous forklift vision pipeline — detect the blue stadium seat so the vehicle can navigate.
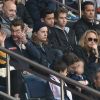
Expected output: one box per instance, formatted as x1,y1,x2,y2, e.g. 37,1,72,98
22,74,54,100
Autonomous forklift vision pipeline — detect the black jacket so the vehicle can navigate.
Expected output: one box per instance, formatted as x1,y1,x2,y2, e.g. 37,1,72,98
74,17,100,41
73,45,100,65
48,26,77,52
5,37,29,70
25,41,62,74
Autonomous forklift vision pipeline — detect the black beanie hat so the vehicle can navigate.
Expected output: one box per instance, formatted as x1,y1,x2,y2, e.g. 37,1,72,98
33,22,47,33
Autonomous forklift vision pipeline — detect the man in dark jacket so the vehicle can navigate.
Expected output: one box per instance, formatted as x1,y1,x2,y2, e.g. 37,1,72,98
48,7,77,53
5,18,30,99
74,1,100,42
22,22,63,72
25,0,57,24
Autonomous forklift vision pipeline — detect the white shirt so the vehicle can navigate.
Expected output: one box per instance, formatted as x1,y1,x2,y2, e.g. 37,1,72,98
49,75,73,100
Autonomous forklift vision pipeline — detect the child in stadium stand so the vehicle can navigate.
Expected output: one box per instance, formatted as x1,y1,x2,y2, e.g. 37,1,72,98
49,58,73,100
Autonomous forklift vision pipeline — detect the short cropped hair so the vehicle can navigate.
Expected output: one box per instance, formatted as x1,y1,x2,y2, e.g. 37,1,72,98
81,1,94,11
10,18,25,30
40,8,54,19
53,58,68,73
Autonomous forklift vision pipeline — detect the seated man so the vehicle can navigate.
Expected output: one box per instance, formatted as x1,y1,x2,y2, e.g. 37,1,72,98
40,8,55,36
5,18,30,99
48,7,77,53
0,1,33,38
74,1,100,42
0,1,17,37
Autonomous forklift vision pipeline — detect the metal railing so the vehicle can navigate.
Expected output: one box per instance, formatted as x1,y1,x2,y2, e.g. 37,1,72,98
0,91,17,100
53,0,79,14
0,47,100,100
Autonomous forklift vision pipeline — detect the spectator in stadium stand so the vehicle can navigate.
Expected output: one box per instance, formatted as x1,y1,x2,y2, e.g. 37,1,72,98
0,1,32,38
48,7,77,53
40,8,55,35
74,30,100,65
25,0,57,25
73,30,100,83
63,52,89,100
0,1,17,37
49,58,73,100
91,68,100,100
5,18,30,99
40,9,55,28
3,0,33,33
74,1,100,42
22,21,63,74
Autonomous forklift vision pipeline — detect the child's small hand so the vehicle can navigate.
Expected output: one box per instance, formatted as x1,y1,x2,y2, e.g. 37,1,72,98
78,80,88,85
84,80,89,85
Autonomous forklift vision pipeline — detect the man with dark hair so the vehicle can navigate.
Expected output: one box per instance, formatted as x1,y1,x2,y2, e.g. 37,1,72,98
41,9,55,28
74,1,100,42
48,7,77,53
5,18,30,99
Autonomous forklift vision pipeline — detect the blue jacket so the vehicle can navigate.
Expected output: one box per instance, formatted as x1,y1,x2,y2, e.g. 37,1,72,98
25,40,63,74
26,40,62,67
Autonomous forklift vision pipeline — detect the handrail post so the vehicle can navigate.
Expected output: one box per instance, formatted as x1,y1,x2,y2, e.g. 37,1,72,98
60,79,64,100
79,0,82,18
6,54,11,95
62,0,65,5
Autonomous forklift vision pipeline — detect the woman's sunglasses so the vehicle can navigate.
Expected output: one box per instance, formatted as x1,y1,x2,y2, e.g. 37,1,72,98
87,38,98,43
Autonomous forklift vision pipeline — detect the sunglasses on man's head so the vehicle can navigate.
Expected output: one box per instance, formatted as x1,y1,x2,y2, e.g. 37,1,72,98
87,38,98,43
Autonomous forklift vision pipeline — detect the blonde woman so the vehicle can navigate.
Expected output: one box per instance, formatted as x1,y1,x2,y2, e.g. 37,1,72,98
74,30,100,64
73,30,100,83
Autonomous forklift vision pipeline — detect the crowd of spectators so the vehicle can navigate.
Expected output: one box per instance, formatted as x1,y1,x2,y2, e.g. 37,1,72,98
0,0,100,100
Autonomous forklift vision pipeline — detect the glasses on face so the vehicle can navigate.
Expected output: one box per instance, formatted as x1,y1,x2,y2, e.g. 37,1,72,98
87,37,98,43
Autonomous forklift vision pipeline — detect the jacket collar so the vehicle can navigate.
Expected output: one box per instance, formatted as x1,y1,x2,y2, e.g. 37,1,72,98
54,25,70,33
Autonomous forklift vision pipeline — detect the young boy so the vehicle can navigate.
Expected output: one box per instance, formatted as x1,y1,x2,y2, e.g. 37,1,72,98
49,58,73,100
69,59,88,86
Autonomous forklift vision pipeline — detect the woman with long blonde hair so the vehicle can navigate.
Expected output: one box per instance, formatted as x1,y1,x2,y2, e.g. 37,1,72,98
74,30,100,64
73,30,100,83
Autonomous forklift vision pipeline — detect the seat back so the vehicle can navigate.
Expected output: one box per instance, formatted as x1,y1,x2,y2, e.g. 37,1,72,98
23,74,48,99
